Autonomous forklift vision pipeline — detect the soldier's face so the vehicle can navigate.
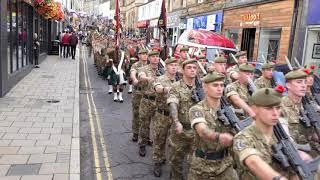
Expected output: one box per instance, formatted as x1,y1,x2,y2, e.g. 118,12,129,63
239,71,254,84
262,68,273,79
213,63,226,74
183,64,198,78
306,75,314,87
286,79,307,97
138,53,148,61
204,81,224,99
253,105,281,126
166,63,178,75
180,51,187,59
149,55,159,64
238,55,247,64
200,60,206,66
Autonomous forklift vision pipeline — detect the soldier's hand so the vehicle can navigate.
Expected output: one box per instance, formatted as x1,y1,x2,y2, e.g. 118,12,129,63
207,65,214,72
148,77,155,83
219,133,233,147
132,79,139,85
163,87,171,94
175,122,183,134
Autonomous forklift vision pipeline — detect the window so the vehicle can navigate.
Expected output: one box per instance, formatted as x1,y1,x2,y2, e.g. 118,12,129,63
225,28,240,48
257,28,281,62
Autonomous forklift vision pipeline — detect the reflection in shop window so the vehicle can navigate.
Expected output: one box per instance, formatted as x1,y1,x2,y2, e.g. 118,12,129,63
257,28,281,62
225,29,240,48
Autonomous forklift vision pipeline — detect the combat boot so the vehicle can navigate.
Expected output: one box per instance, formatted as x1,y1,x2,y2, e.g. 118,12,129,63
153,162,162,177
118,92,124,103
128,84,133,94
108,85,113,94
132,133,138,142
139,145,146,157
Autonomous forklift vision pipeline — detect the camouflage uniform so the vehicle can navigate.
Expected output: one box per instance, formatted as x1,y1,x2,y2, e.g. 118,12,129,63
233,124,292,179
167,80,196,180
130,61,148,136
226,65,239,83
254,76,272,89
188,100,237,180
225,81,251,118
152,75,176,163
280,96,320,157
138,64,161,146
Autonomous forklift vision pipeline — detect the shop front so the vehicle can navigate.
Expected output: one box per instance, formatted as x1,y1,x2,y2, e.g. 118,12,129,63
186,11,223,33
167,10,183,47
223,0,295,63
302,0,320,73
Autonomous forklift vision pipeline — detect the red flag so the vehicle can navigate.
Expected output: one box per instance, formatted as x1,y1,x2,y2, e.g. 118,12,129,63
158,0,167,28
115,0,120,47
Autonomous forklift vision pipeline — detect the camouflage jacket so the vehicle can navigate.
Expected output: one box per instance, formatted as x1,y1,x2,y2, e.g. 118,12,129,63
226,65,239,82
130,61,148,92
225,80,250,103
167,80,197,131
138,64,161,96
153,74,176,111
254,76,272,89
280,96,319,155
233,124,290,179
188,99,235,175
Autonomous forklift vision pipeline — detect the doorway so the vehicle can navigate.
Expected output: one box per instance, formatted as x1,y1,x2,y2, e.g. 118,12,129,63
241,28,256,61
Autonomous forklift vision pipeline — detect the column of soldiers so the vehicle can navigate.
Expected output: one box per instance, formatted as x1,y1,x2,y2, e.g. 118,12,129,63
88,30,320,179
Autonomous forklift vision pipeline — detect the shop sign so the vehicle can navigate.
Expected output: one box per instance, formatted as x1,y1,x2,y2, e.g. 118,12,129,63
186,12,222,31
168,11,182,28
149,19,158,28
136,20,149,28
240,13,260,27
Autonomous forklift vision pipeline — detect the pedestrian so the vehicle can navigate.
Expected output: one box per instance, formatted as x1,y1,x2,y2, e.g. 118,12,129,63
33,33,40,68
70,32,78,60
59,31,66,57
62,31,70,58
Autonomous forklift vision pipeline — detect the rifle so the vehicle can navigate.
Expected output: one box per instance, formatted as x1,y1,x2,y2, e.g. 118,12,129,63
311,74,320,105
301,96,320,138
191,77,205,103
272,122,320,180
217,96,253,132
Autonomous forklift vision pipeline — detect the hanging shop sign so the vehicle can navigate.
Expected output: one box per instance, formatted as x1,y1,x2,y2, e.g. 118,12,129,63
167,11,182,28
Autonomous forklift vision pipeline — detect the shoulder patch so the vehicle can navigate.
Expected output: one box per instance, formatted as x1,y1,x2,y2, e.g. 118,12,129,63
234,139,247,151
190,109,204,120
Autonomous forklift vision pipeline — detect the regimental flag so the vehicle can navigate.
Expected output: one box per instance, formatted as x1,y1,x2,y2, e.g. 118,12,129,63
114,0,121,47
158,0,167,59
158,0,167,28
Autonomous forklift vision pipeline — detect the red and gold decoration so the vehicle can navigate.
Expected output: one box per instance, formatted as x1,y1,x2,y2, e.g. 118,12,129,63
34,0,64,21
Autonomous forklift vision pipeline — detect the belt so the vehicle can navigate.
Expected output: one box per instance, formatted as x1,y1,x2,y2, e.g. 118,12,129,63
143,95,156,101
195,149,225,161
157,109,170,116
181,122,191,130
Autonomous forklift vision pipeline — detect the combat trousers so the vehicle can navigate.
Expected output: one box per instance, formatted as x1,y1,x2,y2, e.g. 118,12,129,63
152,110,172,162
169,130,194,180
131,91,142,135
138,97,156,146
188,164,237,180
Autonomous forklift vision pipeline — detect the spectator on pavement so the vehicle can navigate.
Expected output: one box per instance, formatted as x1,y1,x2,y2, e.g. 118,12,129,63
33,33,40,68
70,32,79,60
59,31,66,57
62,31,71,58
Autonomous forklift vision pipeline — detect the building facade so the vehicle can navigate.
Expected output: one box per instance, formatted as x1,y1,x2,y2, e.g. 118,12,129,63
0,0,59,96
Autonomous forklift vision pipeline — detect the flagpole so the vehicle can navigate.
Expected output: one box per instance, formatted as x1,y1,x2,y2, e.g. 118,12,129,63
158,0,167,60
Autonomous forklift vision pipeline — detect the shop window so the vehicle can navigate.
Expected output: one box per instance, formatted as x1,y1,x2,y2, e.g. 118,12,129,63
225,29,240,48
257,28,281,62
39,17,48,54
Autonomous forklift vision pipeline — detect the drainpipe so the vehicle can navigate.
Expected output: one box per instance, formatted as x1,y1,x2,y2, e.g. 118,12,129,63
288,0,299,60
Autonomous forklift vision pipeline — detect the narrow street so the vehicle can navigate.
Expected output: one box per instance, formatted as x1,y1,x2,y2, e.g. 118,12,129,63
79,46,170,180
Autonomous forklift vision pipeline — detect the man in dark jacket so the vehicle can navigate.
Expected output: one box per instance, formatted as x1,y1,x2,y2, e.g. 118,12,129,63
70,32,78,60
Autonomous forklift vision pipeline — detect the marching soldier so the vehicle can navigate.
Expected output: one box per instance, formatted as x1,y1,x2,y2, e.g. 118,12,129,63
197,55,208,78
152,57,179,177
167,59,198,180
227,51,247,82
188,72,237,180
208,56,227,75
130,49,149,142
137,50,162,156
280,69,320,156
225,64,256,118
254,61,275,89
233,88,298,180
126,57,138,94
179,46,189,63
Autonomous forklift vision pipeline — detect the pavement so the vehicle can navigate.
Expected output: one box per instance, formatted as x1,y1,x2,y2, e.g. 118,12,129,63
0,55,80,180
